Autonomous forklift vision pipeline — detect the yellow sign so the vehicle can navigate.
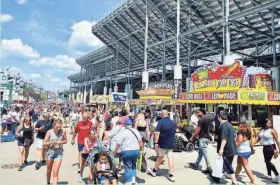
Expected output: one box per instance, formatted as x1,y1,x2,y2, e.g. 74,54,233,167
193,78,241,92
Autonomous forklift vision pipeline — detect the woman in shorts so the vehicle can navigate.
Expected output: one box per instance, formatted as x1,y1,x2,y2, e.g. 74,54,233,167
235,122,255,184
16,116,34,171
43,118,67,185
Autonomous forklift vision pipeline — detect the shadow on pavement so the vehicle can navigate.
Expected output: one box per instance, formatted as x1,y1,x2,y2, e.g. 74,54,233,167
252,170,272,184
58,181,68,184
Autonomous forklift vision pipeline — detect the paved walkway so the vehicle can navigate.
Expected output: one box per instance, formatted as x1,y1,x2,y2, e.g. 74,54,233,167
0,133,279,184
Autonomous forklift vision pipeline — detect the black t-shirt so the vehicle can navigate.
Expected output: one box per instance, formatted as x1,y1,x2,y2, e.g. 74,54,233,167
156,117,176,149
217,122,237,157
35,120,53,139
197,115,214,139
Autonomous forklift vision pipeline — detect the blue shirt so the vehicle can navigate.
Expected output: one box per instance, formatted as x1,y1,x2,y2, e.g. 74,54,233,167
156,117,176,149
32,113,39,122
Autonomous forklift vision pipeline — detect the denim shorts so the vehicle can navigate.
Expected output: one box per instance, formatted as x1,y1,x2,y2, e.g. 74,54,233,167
238,151,252,159
82,153,89,160
98,176,116,184
46,152,63,161
78,144,84,152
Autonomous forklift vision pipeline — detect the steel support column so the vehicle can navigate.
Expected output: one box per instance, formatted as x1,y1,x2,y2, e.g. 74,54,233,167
115,42,119,86
225,0,230,55
272,9,276,66
128,36,131,84
162,17,166,81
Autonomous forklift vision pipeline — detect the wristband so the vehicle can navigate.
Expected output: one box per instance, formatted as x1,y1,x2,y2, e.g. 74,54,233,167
154,143,158,144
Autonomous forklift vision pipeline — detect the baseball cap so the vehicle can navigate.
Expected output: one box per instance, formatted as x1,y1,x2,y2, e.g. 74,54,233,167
125,119,133,126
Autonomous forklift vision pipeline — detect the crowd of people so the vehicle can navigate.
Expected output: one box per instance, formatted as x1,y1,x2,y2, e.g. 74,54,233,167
0,102,280,185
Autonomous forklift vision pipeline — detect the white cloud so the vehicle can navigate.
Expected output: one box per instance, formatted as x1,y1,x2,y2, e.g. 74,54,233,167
9,67,22,74
1,14,14,23
29,73,41,79
15,0,27,5
29,54,80,71
68,20,103,51
49,77,62,82
2,39,40,58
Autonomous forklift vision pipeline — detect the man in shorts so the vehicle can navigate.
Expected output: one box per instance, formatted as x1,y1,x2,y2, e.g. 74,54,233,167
34,112,52,170
71,113,93,173
147,110,176,182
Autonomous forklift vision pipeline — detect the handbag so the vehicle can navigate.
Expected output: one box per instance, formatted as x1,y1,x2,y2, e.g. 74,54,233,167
24,139,33,147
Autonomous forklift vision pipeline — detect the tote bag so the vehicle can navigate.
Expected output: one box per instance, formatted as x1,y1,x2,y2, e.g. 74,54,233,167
212,155,224,178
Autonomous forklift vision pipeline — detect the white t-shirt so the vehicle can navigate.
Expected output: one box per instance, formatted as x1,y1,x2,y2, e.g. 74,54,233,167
70,113,80,122
9,111,20,123
191,114,198,129
111,116,120,127
116,128,141,151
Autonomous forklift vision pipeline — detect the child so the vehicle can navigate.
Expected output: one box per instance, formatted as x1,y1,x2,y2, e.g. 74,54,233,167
102,123,111,147
79,130,97,184
96,152,117,185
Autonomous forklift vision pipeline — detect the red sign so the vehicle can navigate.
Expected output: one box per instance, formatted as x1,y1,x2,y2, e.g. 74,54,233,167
192,61,244,82
180,93,204,100
268,92,280,101
254,73,274,90
205,92,238,100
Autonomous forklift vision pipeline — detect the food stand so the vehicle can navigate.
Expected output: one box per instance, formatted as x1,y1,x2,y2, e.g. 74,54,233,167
180,61,280,130
128,88,185,121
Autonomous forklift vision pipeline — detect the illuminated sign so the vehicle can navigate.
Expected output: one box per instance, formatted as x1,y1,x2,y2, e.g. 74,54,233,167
268,92,280,101
205,92,238,100
180,93,204,100
239,90,266,101
191,61,246,92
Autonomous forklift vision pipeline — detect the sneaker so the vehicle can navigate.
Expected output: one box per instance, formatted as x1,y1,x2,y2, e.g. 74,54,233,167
224,173,232,179
24,160,28,165
78,176,83,183
35,162,40,170
189,163,199,170
147,167,156,177
272,175,280,183
18,166,23,171
202,168,212,174
261,175,272,180
167,174,175,182
41,160,46,166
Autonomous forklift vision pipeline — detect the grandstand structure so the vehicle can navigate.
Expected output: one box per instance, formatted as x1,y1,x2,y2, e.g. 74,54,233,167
68,0,280,100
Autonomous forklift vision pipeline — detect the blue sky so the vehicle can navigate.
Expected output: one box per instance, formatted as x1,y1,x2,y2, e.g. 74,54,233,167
1,0,126,91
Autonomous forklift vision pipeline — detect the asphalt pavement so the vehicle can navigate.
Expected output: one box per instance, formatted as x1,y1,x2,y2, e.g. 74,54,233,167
0,132,279,185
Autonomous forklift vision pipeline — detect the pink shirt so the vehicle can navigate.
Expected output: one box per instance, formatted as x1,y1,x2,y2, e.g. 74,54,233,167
120,116,128,126
82,139,97,154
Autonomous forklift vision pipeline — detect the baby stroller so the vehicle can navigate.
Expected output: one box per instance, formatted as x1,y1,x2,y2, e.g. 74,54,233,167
174,124,198,152
86,140,118,184
1,119,17,142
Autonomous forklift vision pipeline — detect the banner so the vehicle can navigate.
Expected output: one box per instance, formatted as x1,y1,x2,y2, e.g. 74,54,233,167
205,92,238,100
111,92,128,103
180,93,204,100
254,73,274,90
191,61,246,92
149,80,174,90
239,89,266,101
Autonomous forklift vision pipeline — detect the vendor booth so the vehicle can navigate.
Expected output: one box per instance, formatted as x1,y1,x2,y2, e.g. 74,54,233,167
180,61,280,129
